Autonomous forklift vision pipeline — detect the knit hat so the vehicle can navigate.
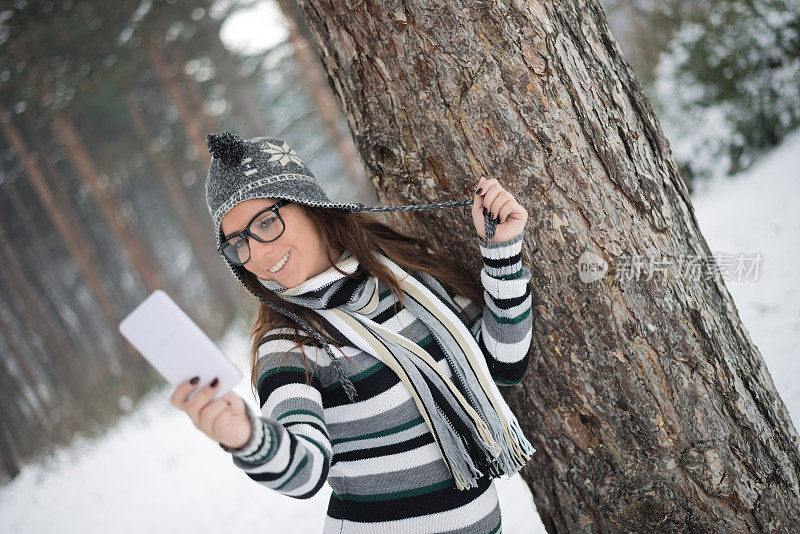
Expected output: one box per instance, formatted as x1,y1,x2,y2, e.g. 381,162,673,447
205,131,497,402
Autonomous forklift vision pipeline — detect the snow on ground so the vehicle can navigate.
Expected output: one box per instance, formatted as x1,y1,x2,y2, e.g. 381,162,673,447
1,129,798,532
689,127,800,425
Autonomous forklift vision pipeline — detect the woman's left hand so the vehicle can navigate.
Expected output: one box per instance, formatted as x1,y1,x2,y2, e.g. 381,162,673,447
472,175,528,243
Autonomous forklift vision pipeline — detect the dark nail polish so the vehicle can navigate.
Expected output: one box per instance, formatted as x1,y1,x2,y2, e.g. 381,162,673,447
483,207,487,215
210,377,219,388
189,376,199,385
476,187,482,195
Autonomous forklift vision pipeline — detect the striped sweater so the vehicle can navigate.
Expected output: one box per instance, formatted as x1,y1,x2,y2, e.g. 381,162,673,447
220,233,533,533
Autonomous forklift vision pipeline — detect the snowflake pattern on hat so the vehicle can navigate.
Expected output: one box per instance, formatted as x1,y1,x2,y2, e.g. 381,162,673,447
261,140,304,167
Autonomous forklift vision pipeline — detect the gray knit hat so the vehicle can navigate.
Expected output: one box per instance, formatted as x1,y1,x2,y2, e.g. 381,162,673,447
205,131,497,402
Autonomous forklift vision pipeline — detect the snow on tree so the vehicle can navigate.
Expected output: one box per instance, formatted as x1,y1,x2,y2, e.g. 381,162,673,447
654,0,800,181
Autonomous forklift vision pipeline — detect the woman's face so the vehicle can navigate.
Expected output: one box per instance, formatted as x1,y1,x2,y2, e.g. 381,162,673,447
220,198,341,288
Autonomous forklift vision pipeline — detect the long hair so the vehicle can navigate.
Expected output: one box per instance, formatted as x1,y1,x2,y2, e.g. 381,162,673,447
238,204,488,401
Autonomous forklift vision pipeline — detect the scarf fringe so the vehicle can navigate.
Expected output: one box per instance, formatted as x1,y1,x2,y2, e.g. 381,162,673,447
457,407,534,483
439,413,485,490
429,380,535,490
489,416,537,479
445,408,536,488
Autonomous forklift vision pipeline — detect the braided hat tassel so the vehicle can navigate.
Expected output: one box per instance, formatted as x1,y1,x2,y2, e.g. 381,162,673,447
347,199,498,245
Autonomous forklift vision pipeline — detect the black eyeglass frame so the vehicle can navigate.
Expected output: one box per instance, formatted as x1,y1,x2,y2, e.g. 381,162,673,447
218,199,293,266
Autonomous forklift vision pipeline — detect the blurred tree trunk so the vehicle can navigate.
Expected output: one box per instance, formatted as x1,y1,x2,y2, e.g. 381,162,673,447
48,107,190,382
165,45,219,135
0,110,121,323
0,291,50,428
124,93,239,331
0,385,22,481
0,288,60,448
0,220,86,412
0,107,165,483
0,317,40,405
297,1,800,531
49,111,165,294
3,179,106,387
198,16,272,139
49,108,210,355
276,0,374,200
0,107,140,375
145,39,211,169
18,112,107,383
0,225,88,448
1,107,131,342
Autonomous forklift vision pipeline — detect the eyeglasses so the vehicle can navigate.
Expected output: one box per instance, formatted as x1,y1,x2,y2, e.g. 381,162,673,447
218,199,292,266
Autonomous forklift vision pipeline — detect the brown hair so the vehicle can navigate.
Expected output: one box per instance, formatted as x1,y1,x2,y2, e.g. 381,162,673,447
238,204,487,401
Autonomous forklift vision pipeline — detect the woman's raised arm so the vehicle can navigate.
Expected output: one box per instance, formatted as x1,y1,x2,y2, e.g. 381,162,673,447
219,329,332,500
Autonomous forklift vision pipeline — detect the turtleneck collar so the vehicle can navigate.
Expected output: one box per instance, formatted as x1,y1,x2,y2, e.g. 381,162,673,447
257,249,377,312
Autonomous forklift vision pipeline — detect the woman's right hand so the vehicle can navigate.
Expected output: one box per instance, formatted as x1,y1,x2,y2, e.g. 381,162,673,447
170,377,253,450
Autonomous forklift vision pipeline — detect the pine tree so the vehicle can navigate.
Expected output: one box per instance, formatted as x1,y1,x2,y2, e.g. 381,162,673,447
654,0,800,180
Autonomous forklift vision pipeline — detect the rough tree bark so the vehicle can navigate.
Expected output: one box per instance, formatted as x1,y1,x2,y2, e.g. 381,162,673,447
295,1,800,531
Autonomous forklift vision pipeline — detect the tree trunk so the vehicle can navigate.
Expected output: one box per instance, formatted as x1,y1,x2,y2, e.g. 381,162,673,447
0,381,22,482
198,16,273,139
0,107,145,380
164,44,219,136
0,109,123,330
50,110,165,294
0,219,86,411
3,177,106,387
295,1,800,531
123,92,239,331
145,39,211,169
0,286,60,448
0,289,51,425
19,110,109,378
276,0,375,201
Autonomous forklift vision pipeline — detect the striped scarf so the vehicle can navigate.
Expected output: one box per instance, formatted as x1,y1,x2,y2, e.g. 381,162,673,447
259,250,535,491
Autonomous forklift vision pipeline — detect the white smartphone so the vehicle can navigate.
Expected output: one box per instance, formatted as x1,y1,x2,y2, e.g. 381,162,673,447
118,289,242,402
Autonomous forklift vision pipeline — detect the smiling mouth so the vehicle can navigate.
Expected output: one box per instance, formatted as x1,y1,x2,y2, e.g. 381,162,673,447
267,250,291,273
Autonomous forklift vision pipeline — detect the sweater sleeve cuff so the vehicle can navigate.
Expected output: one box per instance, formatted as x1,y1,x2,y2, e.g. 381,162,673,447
218,401,269,458
477,233,525,279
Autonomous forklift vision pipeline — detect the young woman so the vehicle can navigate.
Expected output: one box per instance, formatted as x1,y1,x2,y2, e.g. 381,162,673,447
170,132,536,533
